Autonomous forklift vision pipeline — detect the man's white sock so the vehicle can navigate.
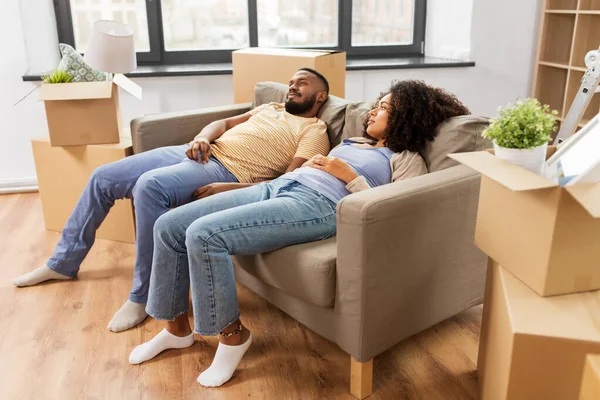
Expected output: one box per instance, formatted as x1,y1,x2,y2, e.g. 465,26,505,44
13,265,72,287
197,334,253,387
107,300,148,333
129,328,195,365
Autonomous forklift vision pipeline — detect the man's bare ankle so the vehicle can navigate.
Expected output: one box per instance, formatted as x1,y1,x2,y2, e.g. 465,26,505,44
166,325,192,337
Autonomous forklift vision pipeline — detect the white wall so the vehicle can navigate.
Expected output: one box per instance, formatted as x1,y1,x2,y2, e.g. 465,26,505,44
1,0,541,188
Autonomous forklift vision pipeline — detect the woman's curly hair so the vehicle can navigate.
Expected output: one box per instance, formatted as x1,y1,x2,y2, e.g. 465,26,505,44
364,80,470,155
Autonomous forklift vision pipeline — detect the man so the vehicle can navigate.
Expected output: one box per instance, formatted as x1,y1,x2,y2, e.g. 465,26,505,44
14,68,331,332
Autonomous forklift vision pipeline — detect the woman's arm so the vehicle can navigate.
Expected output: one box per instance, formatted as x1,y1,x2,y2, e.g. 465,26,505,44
390,152,428,183
304,155,358,184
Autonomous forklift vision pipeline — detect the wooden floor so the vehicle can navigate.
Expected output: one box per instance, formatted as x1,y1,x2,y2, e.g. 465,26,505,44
0,192,482,400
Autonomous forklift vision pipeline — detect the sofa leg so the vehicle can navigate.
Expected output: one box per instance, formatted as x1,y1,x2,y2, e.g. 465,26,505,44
350,356,373,399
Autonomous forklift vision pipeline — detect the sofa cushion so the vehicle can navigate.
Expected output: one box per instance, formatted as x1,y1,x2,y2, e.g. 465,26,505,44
232,237,337,307
318,95,350,146
341,101,371,141
423,115,491,172
253,81,349,147
253,81,287,106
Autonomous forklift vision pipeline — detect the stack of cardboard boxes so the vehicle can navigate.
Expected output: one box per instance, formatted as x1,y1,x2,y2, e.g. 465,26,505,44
32,80,139,243
451,149,600,400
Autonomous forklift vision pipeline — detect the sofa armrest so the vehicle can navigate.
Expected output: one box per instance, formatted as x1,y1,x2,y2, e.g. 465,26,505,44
130,103,252,154
334,165,487,361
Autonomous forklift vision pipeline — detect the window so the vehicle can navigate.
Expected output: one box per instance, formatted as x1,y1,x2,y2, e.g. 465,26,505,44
161,0,250,51
54,0,426,65
69,0,151,52
257,0,338,47
351,0,414,46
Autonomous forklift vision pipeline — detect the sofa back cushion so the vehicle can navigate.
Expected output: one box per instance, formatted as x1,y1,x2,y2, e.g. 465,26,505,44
423,115,491,172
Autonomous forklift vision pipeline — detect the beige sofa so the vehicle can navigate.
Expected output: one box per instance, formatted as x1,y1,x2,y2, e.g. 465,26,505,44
131,82,491,399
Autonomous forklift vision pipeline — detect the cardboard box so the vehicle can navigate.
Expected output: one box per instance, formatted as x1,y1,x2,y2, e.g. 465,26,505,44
450,150,600,297
31,136,136,244
232,48,346,103
580,354,600,399
40,75,142,147
478,261,600,400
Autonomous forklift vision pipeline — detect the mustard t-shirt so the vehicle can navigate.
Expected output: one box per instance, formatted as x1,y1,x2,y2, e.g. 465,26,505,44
211,103,330,183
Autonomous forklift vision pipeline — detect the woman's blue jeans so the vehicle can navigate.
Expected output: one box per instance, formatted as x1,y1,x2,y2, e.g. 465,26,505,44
145,178,337,335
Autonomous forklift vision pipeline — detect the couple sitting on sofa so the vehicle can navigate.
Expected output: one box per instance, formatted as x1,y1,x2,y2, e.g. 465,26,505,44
14,68,471,387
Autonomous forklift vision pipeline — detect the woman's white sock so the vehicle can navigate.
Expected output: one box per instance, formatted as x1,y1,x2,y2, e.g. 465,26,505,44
129,328,194,365
197,334,253,387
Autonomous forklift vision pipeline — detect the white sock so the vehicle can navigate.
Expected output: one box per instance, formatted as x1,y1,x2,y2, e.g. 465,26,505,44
107,300,148,333
129,328,195,365
13,264,72,287
197,334,253,387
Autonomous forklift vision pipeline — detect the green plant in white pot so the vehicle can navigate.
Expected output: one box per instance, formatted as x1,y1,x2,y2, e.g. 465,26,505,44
482,98,557,175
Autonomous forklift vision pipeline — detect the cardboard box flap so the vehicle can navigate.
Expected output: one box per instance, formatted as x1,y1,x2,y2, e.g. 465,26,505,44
40,81,113,101
113,74,142,100
449,151,557,191
233,47,339,58
565,183,600,218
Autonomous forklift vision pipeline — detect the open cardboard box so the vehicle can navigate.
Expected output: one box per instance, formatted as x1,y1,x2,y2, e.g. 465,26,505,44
580,354,600,399
232,47,346,103
450,148,600,297
478,261,600,400
40,74,142,147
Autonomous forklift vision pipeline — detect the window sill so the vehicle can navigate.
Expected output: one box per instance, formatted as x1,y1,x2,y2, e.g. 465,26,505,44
22,57,475,81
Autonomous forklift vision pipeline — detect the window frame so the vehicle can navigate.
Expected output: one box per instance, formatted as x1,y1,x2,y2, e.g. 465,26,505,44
53,0,427,65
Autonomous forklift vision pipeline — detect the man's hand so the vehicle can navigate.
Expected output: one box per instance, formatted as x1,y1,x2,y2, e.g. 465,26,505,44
193,183,245,200
186,138,212,164
305,154,359,184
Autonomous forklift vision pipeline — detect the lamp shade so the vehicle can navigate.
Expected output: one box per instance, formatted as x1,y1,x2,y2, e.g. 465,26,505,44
84,20,137,74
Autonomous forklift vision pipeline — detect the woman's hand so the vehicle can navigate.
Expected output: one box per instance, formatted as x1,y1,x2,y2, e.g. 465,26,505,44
305,154,359,184
194,183,245,200
186,138,212,164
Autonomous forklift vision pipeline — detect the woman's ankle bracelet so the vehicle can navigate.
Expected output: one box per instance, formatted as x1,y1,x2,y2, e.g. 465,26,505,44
220,323,243,337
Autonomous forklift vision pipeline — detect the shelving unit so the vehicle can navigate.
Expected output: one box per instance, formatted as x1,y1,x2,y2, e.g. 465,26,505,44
532,0,600,140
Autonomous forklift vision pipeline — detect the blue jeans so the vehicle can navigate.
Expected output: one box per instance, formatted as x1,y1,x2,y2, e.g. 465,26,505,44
146,178,337,335
46,144,238,303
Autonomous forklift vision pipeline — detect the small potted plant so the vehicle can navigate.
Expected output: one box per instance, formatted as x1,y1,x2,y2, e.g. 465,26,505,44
482,98,557,175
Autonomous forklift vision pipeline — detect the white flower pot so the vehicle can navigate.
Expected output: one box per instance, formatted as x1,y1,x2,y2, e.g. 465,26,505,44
493,142,548,176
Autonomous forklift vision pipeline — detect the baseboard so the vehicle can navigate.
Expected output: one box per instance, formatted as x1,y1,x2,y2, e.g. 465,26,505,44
0,177,39,194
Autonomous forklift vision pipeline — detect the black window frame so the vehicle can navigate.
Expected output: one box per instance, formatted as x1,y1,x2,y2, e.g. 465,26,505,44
54,0,427,65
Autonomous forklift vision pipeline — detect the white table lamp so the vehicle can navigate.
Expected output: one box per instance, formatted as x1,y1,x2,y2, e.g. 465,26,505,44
84,20,137,75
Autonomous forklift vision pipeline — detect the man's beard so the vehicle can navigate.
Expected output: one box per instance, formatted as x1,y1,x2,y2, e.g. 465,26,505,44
285,93,317,115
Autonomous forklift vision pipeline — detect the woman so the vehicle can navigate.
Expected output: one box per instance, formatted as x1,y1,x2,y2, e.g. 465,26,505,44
128,80,470,387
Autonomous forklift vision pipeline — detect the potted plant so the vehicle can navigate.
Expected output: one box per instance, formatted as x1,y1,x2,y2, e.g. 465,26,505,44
482,98,557,175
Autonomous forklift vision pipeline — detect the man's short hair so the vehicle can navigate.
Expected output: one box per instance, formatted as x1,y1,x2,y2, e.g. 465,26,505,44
298,68,330,95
